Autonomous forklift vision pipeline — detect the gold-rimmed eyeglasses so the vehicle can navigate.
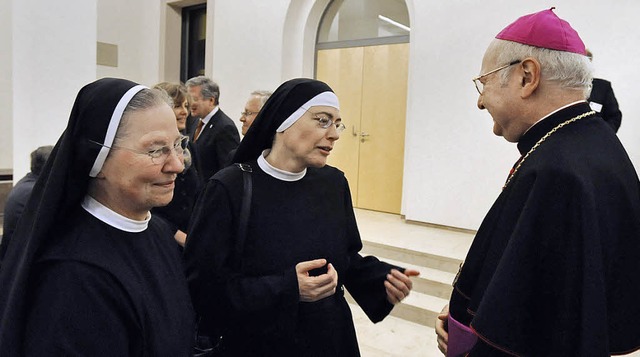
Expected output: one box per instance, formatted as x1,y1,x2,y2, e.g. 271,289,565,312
89,135,189,166
472,60,521,94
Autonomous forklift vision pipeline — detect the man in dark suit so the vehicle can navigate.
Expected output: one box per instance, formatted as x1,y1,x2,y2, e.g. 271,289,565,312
1,145,53,264
586,49,622,132
186,76,240,181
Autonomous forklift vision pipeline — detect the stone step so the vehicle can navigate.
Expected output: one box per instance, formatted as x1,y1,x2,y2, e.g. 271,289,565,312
346,289,447,328
360,239,463,275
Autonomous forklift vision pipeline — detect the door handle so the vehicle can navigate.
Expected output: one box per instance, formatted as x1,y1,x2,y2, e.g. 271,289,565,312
360,132,370,143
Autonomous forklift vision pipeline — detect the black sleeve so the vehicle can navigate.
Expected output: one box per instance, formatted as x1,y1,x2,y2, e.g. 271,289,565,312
24,261,138,356
340,177,398,323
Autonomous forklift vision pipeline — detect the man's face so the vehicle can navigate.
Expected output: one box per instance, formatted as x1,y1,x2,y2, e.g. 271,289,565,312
187,85,215,119
476,49,526,143
239,96,262,135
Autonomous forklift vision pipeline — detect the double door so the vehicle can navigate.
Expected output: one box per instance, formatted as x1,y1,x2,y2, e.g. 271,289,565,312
316,43,408,214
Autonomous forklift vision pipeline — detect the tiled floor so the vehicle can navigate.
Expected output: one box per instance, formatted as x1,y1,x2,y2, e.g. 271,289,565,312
351,208,640,357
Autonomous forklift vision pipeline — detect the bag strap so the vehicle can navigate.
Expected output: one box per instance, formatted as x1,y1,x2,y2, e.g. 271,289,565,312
235,163,252,257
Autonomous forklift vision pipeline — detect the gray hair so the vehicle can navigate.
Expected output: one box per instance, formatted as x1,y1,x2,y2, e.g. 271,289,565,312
250,90,273,108
491,39,593,98
115,88,172,143
30,145,54,175
185,76,220,104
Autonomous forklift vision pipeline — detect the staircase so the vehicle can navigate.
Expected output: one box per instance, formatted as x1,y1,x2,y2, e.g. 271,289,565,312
349,209,474,329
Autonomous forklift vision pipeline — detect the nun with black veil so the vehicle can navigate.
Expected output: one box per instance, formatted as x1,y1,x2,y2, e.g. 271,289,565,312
184,78,419,356
0,78,194,356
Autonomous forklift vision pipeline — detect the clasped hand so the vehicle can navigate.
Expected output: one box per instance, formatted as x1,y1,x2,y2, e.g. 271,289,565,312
296,259,338,302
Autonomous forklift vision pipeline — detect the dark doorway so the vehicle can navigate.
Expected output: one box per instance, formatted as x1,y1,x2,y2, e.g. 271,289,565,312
181,4,207,82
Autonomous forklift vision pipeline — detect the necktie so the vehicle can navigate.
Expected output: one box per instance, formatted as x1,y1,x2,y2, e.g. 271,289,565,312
194,120,204,142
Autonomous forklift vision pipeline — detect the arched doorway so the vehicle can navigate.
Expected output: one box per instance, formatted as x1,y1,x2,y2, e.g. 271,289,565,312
316,0,410,214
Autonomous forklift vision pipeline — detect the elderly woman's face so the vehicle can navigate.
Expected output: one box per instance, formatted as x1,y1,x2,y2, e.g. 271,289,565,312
97,103,184,220
274,105,341,172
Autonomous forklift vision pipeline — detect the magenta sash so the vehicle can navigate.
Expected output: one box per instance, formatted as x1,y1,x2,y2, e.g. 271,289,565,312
447,315,478,357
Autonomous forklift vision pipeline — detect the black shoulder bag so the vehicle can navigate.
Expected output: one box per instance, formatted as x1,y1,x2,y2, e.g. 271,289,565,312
193,163,252,357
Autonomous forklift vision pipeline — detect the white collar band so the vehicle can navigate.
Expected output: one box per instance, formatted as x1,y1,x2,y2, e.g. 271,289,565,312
81,195,150,232
257,150,306,181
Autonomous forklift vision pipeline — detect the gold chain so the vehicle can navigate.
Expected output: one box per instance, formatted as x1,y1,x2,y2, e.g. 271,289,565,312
503,110,596,190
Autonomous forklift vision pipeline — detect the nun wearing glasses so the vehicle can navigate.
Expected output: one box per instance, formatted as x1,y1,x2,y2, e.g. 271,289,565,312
184,78,419,356
0,78,194,356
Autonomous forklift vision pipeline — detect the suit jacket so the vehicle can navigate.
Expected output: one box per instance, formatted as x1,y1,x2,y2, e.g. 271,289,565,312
190,109,240,181
1,173,38,264
588,78,622,132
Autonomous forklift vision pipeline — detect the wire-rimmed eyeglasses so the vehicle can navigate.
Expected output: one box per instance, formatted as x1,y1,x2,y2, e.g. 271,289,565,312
472,60,521,94
306,110,346,133
89,135,189,166
240,110,258,117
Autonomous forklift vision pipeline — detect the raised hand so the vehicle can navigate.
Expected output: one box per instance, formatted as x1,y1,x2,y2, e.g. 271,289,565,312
384,268,420,305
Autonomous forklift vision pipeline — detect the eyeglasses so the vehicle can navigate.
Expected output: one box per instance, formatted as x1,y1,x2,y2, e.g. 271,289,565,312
89,135,189,165
306,110,346,133
472,60,521,94
240,110,258,117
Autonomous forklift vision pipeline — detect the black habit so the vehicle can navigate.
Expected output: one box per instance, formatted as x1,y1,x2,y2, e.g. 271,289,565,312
185,78,399,356
185,161,396,356
24,207,193,356
0,78,195,356
450,102,640,356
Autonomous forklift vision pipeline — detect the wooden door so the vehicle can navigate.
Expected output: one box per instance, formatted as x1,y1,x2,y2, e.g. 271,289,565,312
357,43,408,213
316,47,364,201
317,43,408,214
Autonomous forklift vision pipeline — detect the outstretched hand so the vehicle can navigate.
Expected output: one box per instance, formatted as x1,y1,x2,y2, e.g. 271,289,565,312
296,259,338,302
384,268,420,305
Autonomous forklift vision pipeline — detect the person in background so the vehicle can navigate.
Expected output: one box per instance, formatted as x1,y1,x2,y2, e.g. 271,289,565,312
586,49,623,132
225,90,273,165
0,78,194,356
0,145,53,265
240,90,272,136
436,8,640,356
184,78,419,356
185,76,239,181
152,82,202,246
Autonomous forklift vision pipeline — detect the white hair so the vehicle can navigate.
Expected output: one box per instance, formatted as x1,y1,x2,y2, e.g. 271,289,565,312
490,39,593,98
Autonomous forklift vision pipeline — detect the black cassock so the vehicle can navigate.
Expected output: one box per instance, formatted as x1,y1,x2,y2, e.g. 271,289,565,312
450,102,640,356
185,162,397,356
24,208,195,356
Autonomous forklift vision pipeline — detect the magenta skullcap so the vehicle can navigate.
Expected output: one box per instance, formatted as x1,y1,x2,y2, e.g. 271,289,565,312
496,7,586,55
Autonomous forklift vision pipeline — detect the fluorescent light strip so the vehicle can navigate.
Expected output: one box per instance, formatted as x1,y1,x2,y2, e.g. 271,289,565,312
378,15,410,32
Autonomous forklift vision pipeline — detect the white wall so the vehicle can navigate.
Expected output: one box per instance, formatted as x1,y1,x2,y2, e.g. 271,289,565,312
401,1,640,230
0,0,13,170
205,0,291,133
11,0,97,181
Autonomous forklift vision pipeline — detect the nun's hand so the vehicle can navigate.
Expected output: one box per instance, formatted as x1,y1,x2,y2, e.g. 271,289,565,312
296,259,338,302
384,268,420,305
